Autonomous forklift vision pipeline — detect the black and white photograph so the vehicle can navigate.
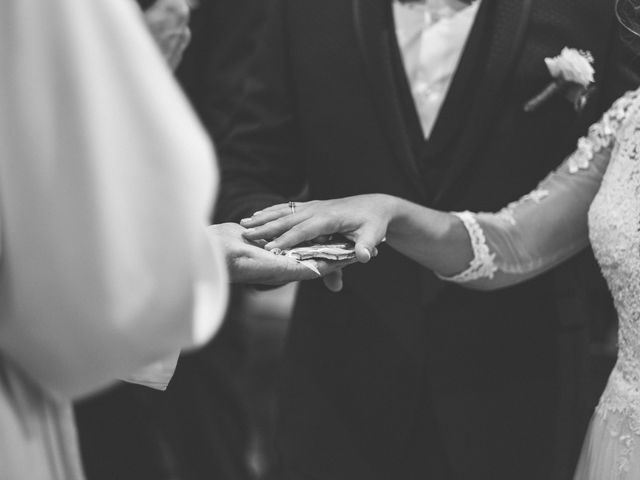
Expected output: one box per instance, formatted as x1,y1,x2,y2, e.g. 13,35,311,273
1,1,639,479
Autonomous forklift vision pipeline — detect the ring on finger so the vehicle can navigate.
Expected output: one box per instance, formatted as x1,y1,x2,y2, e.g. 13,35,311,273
289,201,296,215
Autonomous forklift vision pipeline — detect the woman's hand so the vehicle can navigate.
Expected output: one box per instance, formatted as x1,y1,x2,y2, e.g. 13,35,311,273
240,194,398,263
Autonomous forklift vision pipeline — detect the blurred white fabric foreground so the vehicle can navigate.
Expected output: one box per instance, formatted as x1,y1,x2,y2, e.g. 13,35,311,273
0,0,228,478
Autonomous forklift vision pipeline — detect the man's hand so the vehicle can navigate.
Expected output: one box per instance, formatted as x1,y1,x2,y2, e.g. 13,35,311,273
143,0,192,70
207,223,355,290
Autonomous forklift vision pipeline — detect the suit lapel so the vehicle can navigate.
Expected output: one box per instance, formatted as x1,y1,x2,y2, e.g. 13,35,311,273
433,0,534,204
353,0,534,204
353,0,428,201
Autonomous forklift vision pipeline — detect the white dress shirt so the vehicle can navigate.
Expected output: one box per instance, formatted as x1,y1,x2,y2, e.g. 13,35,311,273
393,0,481,138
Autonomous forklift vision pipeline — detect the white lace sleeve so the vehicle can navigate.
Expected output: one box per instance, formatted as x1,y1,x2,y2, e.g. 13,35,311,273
438,89,640,288
438,212,498,282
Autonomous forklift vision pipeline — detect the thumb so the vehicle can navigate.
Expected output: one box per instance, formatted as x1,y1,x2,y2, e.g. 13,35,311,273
322,269,344,293
354,226,383,264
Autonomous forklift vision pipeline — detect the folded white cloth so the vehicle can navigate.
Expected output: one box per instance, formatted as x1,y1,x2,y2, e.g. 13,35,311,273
123,352,181,391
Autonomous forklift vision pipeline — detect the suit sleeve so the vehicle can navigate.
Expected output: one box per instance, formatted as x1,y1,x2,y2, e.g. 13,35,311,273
213,0,308,223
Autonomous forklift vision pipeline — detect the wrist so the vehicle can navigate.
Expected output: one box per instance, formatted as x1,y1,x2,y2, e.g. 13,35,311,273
379,195,408,239
385,198,450,250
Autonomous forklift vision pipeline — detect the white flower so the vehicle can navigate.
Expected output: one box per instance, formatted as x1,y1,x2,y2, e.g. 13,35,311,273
544,48,595,87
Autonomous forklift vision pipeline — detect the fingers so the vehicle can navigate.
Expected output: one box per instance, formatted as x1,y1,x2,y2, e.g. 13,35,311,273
313,235,333,243
226,243,319,285
241,201,311,228
264,218,334,250
240,208,292,228
258,200,315,215
322,269,343,293
255,203,292,214
243,213,309,242
353,225,384,263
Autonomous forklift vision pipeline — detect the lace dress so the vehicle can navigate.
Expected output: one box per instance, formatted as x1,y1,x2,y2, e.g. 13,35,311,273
440,88,640,479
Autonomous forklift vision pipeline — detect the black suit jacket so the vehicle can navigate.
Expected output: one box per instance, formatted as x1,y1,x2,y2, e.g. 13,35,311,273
177,0,267,141
217,1,639,479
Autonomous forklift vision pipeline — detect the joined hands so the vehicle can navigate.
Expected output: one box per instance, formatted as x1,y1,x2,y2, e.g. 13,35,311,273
240,195,396,261
223,194,399,290
207,223,357,291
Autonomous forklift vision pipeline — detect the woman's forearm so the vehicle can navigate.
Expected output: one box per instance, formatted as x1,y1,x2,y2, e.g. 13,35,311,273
240,193,477,279
383,196,474,276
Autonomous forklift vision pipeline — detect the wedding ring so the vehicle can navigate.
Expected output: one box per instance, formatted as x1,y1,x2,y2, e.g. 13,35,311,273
289,201,297,215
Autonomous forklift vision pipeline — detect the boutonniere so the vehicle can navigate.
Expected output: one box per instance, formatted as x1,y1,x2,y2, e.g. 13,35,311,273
524,48,596,113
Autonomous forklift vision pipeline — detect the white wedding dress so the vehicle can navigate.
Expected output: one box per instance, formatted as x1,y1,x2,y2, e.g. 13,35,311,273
440,87,640,479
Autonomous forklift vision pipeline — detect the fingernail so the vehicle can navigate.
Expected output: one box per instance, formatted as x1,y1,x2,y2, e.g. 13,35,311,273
265,242,275,250
240,218,251,225
372,248,379,257
252,211,262,216
243,228,256,236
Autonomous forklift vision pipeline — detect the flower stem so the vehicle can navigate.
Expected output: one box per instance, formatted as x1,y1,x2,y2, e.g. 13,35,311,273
524,80,566,112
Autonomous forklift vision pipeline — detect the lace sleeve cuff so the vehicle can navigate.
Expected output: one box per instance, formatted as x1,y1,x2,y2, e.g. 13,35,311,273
437,211,498,283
